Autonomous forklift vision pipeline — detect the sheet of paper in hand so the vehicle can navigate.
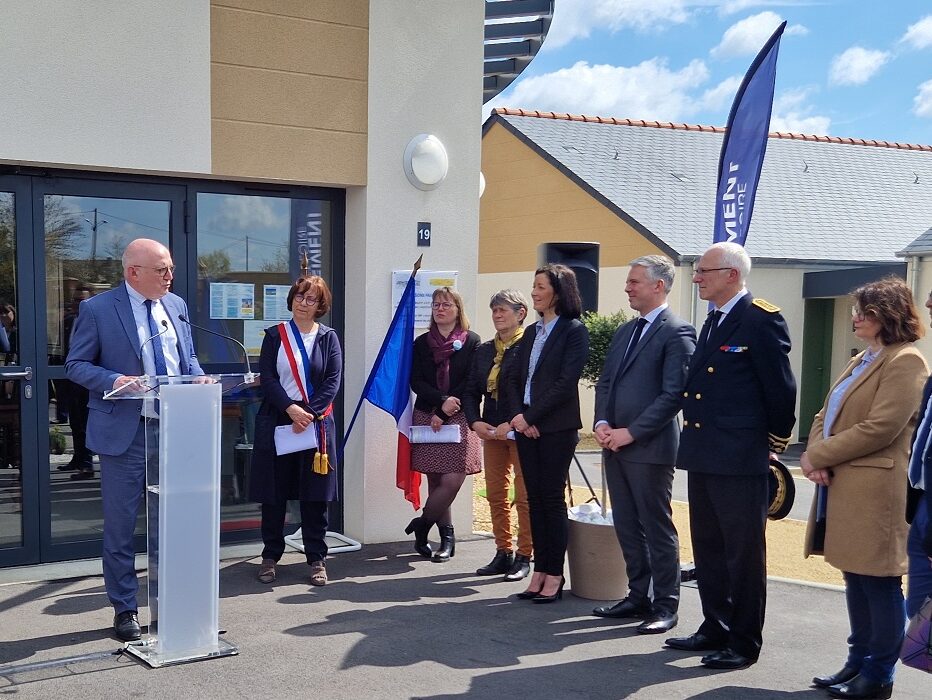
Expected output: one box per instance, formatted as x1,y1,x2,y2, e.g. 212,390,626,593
274,424,318,455
409,425,461,444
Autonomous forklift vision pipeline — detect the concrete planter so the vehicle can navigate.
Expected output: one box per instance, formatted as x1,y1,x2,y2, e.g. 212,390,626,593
566,506,627,601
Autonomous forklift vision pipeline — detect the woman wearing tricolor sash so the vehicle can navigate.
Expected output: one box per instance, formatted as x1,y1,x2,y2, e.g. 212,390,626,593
251,276,342,587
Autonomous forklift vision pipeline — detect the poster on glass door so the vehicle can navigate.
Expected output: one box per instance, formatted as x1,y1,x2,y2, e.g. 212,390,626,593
209,282,256,319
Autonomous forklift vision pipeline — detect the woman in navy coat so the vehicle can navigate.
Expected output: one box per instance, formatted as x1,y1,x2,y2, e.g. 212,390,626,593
250,276,342,587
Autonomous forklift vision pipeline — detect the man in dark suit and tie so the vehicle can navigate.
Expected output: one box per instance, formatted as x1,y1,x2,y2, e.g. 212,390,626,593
66,238,204,642
665,241,796,670
591,255,696,634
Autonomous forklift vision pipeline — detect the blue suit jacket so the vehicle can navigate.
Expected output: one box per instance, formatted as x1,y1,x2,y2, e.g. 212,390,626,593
594,308,697,465
64,284,203,456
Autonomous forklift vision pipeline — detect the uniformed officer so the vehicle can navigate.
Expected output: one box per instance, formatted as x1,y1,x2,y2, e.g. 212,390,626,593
664,241,796,670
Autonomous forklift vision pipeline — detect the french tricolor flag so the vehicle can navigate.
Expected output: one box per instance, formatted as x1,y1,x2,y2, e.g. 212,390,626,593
343,267,421,509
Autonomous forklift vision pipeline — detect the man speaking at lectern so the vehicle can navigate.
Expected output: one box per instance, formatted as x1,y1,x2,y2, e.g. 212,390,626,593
66,238,204,642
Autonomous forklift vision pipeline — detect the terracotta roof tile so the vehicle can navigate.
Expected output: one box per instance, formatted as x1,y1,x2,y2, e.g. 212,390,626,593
491,107,932,152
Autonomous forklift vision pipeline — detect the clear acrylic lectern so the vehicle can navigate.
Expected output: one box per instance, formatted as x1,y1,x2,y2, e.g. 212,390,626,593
104,372,257,667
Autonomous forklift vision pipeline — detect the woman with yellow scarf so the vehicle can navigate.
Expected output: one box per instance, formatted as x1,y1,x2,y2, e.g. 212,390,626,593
463,290,533,581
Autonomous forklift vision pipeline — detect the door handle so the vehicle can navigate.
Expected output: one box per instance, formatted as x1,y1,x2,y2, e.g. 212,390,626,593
0,366,32,380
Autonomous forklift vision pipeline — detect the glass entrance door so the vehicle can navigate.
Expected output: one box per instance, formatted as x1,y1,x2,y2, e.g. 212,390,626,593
0,176,40,566
1,175,187,565
1,172,343,568
31,177,185,562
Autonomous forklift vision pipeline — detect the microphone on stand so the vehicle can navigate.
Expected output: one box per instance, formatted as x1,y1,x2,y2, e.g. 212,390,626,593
178,314,256,385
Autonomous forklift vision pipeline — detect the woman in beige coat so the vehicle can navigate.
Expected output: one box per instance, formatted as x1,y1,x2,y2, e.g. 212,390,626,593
800,278,928,700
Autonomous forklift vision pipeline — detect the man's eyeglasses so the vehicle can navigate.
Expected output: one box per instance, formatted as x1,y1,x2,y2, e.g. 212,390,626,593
694,267,733,275
431,301,454,310
132,265,175,277
294,294,320,306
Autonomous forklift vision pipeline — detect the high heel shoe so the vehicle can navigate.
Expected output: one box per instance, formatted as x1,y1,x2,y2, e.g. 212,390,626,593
516,577,545,599
532,576,565,604
432,525,455,562
404,516,434,558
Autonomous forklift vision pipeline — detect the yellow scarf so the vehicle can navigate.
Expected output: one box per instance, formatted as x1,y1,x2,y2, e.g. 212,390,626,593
488,326,524,399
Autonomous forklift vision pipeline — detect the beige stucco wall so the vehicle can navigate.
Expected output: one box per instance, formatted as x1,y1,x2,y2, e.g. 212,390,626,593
210,0,369,185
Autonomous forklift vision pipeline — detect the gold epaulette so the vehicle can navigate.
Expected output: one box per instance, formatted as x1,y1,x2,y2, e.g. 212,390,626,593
768,432,791,453
752,298,781,313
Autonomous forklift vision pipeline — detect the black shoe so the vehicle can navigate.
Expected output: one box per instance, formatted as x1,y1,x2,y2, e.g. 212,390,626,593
637,610,678,634
827,676,893,700
432,525,455,562
592,597,652,619
70,468,94,480
57,461,80,471
503,554,531,582
113,610,141,641
476,550,514,576
700,648,755,670
664,632,725,652
405,517,433,558
516,581,544,599
532,576,565,604
813,666,860,688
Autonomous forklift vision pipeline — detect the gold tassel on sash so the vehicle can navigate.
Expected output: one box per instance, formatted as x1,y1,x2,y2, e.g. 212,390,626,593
312,404,334,474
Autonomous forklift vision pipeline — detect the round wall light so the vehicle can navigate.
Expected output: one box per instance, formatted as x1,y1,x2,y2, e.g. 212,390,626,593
403,134,449,190
479,171,486,198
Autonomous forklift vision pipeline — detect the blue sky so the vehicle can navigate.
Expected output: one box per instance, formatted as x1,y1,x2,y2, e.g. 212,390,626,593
486,0,932,145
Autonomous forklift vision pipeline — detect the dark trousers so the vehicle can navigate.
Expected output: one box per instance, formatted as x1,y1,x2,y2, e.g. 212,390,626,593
605,453,679,613
99,420,149,614
515,429,576,576
68,383,93,468
688,471,768,660
907,497,932,618
843,571,905,683
261,501,329,563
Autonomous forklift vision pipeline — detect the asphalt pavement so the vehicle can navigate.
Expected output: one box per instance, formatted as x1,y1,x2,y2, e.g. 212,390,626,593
0,533,929,699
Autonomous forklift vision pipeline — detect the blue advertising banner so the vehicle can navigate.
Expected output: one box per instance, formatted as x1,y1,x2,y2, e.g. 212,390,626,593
713,21,786,246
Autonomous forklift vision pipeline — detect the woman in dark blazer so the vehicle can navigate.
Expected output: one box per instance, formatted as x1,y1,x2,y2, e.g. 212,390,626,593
501,264,589,603
406,287,481,562
251,276,342,587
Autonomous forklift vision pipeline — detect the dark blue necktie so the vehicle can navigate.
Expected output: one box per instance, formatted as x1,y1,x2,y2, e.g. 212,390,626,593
622,317,647,366
606,318,647,421
144,299,168,377
699,309,722,350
